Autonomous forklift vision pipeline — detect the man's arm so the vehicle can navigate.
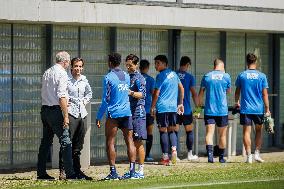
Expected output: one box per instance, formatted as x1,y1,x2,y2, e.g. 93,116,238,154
59,97,69,128
150,89,160,116
198,87,205,107
262,88,270,114
190,87,199,107
234,87,241,107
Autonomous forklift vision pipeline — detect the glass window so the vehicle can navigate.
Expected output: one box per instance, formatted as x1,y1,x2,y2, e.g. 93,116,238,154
80,26,110,161
117,28,140,71
12,24,46,165
279,38,284,144
142,29,168,77
0,23,12,166
53,25,79,63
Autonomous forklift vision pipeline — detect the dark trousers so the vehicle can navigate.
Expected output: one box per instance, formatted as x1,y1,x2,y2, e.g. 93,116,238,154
37,106,75,177
59,114,87,173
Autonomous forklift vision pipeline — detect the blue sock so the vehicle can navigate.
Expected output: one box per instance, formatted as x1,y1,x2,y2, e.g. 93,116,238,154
110,165,116,174
219,148,225,159
146,135,153,157
129,162,135,174
186,131,194,151
160,132,169,153
206,145,213,162
169,131,177,148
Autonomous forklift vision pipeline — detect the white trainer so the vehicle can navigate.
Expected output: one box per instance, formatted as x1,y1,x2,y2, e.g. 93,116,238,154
254,153,264,163
187,154,199,161
246,154,253,163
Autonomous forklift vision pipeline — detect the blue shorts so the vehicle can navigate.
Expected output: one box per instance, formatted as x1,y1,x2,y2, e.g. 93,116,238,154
146,113,154,127
240,114,264,126
133,117,147,140
204,115,228,127
177,113,193,126
108,116,133,130
156,112,177,128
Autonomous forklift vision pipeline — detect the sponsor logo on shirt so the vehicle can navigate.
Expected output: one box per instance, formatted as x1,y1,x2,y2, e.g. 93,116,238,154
178,73,185,80
118,84,129,91
246,73,259,79
212,74,224,80
167,72,175,79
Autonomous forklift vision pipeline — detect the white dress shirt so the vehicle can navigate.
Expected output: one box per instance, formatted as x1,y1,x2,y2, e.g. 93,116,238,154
41,64,69,106
67,75,92,119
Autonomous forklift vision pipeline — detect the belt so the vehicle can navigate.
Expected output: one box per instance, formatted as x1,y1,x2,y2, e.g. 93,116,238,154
42,105,60,109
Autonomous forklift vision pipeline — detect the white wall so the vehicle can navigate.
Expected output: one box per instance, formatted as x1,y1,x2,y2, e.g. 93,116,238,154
0,0,284,32
183,0,284,9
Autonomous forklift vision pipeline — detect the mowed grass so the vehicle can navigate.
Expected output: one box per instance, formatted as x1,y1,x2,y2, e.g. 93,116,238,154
2,162,284,189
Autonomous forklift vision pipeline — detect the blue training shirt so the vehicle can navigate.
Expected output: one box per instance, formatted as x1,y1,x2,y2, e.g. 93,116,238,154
96,68,132,120
177,70,195,115
200,70,231,116
141,73,155,114
129,71,146,117
155,68,181,113
235,69,268,114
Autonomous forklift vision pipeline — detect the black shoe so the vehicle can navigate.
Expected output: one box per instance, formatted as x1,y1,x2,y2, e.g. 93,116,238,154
66,173,85,180
37,174,55,180
77,170,93,180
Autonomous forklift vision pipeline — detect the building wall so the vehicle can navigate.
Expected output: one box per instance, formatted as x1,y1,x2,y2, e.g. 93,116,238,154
0,0,282,168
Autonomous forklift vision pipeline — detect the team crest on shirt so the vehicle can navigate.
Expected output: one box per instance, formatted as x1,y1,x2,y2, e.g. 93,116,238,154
167,72,175,79
212,74,223,80
178,73,185,80
118,84,129,91
246,73,259,79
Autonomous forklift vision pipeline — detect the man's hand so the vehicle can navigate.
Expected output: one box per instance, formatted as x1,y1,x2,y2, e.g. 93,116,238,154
177,104,184,115
96,119,101,128
63,116,69,128
150,107,156,117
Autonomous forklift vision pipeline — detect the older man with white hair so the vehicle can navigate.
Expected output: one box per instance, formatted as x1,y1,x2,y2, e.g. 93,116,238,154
37,51,80,180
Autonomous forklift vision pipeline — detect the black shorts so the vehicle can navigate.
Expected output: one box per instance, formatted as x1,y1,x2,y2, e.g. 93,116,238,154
107,116,133,130
204,115,228,127
156,112,177,128
146,113,154,127
240,114,264,126
177,113,193,126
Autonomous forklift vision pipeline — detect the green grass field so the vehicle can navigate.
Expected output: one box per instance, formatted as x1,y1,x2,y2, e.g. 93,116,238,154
1,161,284,189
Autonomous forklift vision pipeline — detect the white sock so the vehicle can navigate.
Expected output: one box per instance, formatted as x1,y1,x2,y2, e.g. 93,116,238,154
138,164,144,174
188,150,193,156
163,153,169,159
255,149,260,155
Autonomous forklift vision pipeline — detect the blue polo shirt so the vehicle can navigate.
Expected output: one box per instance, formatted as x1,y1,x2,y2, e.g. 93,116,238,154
235,69,268,114
177,70,195,115
155,68,181,113
200,70,231,116
96,68,132,120
129,71,146,117
141,73,155,114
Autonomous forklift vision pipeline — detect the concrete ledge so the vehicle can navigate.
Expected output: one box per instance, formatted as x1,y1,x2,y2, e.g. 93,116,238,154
0,0,284,32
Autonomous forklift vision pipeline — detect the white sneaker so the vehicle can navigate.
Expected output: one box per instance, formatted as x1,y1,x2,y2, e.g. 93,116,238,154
187,154,199,161
246,154,253,164
254,153,264,163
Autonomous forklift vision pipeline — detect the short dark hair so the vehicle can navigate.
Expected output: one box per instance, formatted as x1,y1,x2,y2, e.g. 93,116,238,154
139,59,150,70
154,55,168,65
246,53,257,65
180,56,191,66
214,58,223,67
108,52,121,67
71,57,84,67
125,54,139,65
